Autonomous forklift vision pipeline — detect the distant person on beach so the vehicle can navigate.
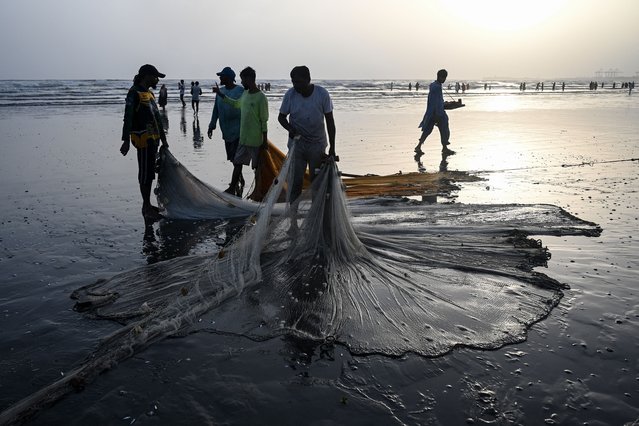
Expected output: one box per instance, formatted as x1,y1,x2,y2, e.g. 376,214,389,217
278,65,336,204
158,84,168,110
120,64,169,221
414,69,454,156
191,81,202,114
408,82,412,91
415,82,420,91
208,66,245,196
212,66,268,195
178,79,186,107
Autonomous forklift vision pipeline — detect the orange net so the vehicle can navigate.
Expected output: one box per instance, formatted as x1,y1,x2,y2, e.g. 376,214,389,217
248,141,311,202
342,170,482,198
248,141,481,201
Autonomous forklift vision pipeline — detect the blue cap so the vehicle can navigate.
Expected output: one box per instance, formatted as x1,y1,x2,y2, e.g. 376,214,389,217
216,66,236,79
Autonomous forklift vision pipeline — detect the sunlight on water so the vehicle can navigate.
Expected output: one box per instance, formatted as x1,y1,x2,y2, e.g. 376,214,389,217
480,94,519,112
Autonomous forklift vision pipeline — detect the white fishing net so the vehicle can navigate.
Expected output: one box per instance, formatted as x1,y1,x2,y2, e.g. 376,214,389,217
73,146,600,357
0,145,601,424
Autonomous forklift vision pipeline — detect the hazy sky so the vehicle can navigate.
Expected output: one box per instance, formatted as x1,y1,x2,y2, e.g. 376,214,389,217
1,0,637,80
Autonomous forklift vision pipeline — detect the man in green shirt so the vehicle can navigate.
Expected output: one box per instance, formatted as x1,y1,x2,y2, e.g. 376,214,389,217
213,66,268,195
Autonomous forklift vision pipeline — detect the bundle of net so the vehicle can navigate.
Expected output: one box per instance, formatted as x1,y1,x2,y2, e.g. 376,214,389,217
190,150,574,358
73,142,584,362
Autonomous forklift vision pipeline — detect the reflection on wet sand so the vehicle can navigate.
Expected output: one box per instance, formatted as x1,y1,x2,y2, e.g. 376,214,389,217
143,218,247,264
413,148,456,203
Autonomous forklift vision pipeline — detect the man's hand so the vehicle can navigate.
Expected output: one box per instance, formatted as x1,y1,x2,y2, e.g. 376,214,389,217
212,83,222,96
288,128,299,140
207,129,213,139
120,140,130,156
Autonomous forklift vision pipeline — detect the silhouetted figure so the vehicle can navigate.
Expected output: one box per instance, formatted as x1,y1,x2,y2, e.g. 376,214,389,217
278,65,336,204
191,81,202,114
178,79,186,107
208,66,245,196
415,69,454,156
213,67,269,196
158,84,168,110
120,64,169,222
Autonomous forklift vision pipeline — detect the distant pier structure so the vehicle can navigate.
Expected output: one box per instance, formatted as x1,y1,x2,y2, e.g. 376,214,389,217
594,68,621,78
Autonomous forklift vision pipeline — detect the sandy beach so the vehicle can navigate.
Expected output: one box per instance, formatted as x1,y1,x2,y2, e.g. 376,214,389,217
0,80,638,425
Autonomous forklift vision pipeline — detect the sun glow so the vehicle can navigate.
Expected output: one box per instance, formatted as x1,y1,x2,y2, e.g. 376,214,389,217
442,0,565,32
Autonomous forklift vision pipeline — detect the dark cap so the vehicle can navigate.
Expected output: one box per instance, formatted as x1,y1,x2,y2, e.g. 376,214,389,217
216,66,236,79
138,64,166,78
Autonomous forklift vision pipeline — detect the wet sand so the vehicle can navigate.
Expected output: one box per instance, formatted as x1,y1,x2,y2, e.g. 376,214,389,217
1,87,638,424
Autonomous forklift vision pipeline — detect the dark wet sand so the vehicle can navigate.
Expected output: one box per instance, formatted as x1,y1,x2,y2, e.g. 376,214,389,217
1,92,638,425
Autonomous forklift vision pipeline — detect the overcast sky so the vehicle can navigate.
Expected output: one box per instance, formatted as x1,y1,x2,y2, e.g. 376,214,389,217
1,0,637,80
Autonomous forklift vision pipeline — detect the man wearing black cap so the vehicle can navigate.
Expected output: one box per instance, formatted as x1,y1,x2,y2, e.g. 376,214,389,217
208,66,245,196
120,64,169,221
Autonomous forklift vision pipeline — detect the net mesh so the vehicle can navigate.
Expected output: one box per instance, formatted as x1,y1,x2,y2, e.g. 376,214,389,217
73,145,600,358
1,145,601,424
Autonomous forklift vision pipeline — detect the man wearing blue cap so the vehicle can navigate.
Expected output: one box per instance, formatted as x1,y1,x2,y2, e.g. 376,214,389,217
208,66,245,196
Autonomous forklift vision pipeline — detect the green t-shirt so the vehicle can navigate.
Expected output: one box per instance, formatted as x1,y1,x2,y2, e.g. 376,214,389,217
224,90,268,147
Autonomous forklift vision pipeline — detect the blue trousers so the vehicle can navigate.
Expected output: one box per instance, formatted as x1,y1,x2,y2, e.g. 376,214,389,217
420,114,450,146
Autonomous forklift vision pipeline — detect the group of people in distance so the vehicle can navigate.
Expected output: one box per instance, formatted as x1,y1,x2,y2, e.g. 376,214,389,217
120,64,337,222
120,64,449,222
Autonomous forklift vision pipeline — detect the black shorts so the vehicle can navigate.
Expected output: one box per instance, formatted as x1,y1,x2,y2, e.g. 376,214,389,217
224,138,240,162
233,144,260,169
136,139,159,185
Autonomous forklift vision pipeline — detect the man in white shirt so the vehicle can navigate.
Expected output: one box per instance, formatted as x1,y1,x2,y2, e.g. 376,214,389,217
278,66,336,203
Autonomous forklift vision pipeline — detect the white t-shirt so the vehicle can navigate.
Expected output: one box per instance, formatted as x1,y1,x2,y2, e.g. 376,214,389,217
280,85,333,146
191,85,202,101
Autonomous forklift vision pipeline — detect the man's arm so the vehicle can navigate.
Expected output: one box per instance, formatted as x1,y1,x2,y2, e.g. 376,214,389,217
433,84,445,117
208,96,219,138
120,89,136,156
278,113,298,139
325,111,336,157
260,94,269,149
213,85,242,109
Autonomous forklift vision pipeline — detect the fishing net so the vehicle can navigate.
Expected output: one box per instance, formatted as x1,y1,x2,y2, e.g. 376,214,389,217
0,145,601,424
155,143,481,219
71,145,600,357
